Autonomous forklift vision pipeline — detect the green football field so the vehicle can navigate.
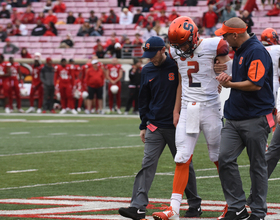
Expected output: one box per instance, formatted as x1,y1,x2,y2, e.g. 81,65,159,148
0,113,279,220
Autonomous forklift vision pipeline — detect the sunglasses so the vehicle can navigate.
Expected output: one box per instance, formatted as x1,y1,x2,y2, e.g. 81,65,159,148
142,46,163,52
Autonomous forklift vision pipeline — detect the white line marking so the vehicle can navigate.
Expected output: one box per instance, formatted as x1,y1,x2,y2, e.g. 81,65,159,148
0,119,27,122
196,165,250,171
0,113,139,118
0,145,144,157
6,169,38,173
49,133,67,135
0,175,135,191
127,134,140,137
75,134,104,137
156,173,219,179
10,132,30,135
27,120,89,123
69,171,98,175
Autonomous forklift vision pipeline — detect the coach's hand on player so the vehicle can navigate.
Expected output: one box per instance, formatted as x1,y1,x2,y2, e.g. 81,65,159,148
140,129,146,143
214,60,227,74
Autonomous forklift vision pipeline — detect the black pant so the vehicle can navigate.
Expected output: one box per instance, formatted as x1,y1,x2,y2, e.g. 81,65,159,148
43,85,55,111
125,87,139,112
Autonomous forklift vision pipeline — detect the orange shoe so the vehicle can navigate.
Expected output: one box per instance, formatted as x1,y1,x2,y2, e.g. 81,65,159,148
152,206,179,220
217,204,228,220
42,110,47,113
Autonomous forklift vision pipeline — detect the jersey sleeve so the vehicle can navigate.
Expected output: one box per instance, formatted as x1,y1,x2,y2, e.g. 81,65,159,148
216,39,229,57
247,49,272,87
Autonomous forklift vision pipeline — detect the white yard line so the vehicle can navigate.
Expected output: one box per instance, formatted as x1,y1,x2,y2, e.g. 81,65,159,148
0,119,27,122
48,133,68,136
0,145,144,157
0,113,139,118
10,132,30,135
69,171,98,175
6,169,38,174
0,175,135,191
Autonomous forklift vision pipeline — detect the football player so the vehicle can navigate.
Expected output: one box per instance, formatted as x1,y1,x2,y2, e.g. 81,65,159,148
26,52,44,113
260,28,280,110
106,58,123,114
0,54,11,113
54,58,77,114
8,57,24,113
152,16,232,220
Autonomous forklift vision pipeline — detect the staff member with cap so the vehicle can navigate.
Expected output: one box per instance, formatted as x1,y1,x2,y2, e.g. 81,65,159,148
215,17,274,220
118,36,201,220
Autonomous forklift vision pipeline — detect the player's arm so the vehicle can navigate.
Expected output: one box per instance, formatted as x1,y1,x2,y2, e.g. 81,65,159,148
173,72,181,127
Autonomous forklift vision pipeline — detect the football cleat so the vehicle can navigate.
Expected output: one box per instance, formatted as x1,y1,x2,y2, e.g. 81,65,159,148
152,206,179,220
26,107,35,113
119,207,145,220
184,206,202,217
37,108,42,114
59,109,67,114
71,109,78,114
18,108,25,113
5,107,10,113
219,205,249,220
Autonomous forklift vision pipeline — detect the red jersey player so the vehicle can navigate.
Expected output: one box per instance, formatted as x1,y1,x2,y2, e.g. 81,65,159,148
106,58,123,114
0,54,11,113
26,53,44,113
9,57,24,113
54,58,77,114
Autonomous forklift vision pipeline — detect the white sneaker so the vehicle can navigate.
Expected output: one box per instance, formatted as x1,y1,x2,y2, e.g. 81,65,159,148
85,109,90,114
36,108,42,114
26,107,35,113
71,109,78,114
66,107,70,112
5,107,10,113
18,108,25,113
59,109,67,114
90,109,95,114
98,109,104,115
152,206,179,220
124,111,128,115
77,107,81,112
116,108,122,114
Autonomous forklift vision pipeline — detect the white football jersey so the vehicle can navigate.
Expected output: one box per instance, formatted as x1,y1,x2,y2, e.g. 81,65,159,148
265,45,280,103
170,37,228,104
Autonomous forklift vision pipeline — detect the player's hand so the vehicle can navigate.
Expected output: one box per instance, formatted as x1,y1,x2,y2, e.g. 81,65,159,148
216,72,232,84
173,112,180,127
214,60,227,74
140,129,146,143
277,112,280,125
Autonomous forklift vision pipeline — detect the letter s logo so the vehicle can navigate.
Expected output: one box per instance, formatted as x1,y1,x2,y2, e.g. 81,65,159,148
183,22,194,32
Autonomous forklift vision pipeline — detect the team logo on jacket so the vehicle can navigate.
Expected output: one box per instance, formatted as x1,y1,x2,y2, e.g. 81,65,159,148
168,73,175,81
239,57,243,65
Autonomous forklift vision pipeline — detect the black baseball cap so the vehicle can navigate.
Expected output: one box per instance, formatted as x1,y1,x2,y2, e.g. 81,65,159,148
142,36,165,59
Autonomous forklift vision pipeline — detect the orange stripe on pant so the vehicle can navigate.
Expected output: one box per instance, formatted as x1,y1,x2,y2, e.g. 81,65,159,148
172,155,193,195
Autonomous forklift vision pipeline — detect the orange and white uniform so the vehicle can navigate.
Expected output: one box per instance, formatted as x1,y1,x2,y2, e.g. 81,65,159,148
265,45,280,105
169,37,228,164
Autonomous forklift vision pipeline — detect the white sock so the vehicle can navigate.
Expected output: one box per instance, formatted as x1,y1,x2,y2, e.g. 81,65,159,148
170,193,182,214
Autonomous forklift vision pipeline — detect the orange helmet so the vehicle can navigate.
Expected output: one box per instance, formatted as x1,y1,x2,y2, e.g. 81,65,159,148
261,28,279,45
168,16,199,57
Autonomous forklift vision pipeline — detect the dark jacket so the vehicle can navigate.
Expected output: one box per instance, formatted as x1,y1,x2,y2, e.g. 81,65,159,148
139,53,179,130
31,25,47,36
67,15,76,24
40,64,55,87
0,10,10,19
